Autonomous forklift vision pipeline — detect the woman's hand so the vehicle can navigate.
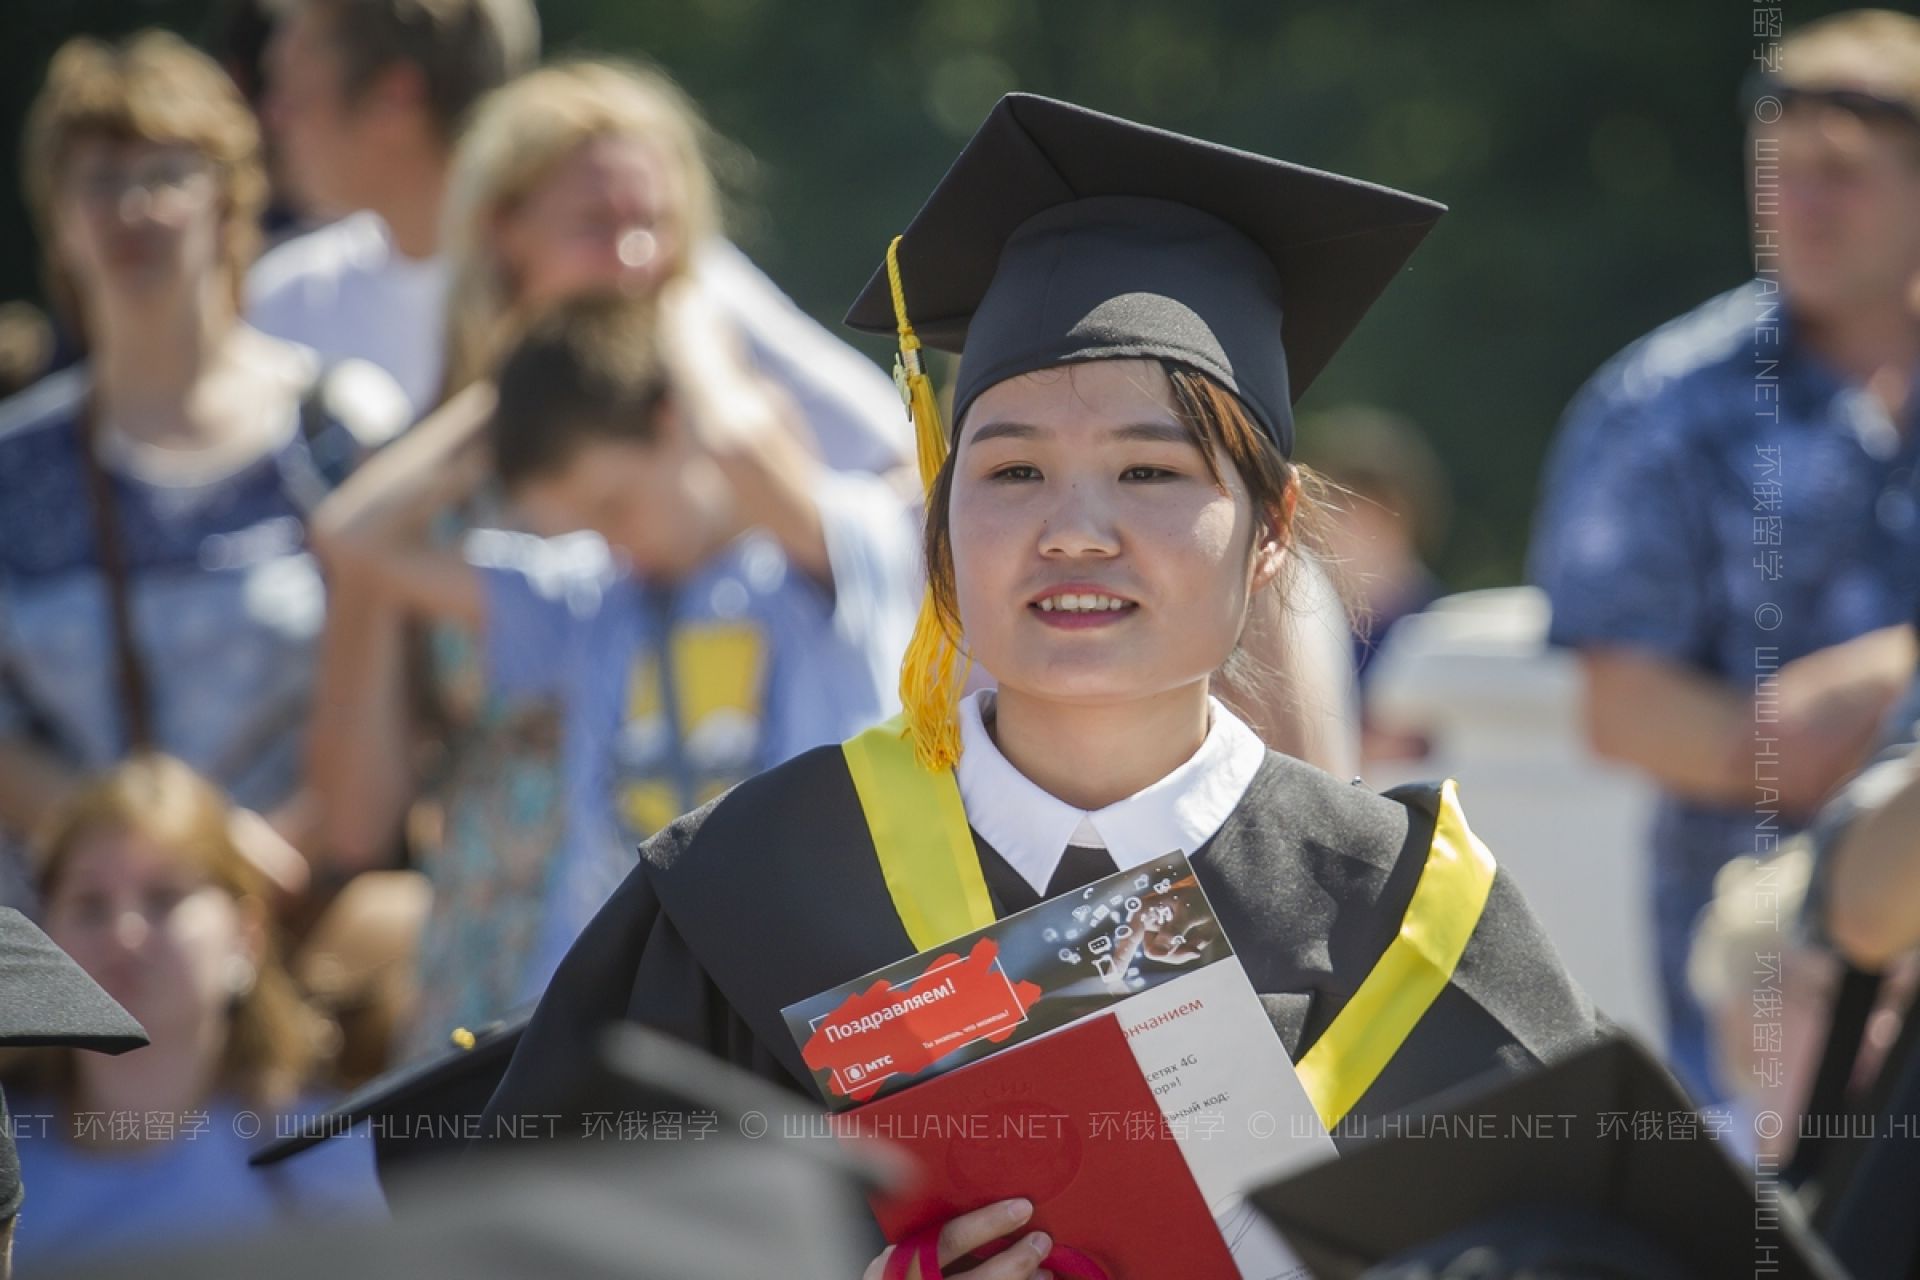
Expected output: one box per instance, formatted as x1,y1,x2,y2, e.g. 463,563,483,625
862,1198,1055,1280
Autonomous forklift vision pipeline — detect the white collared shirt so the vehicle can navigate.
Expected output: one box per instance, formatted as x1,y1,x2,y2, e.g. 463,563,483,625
954,690,1269,897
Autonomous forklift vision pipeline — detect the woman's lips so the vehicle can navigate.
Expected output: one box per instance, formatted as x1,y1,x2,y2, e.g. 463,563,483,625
1027,587,1139,630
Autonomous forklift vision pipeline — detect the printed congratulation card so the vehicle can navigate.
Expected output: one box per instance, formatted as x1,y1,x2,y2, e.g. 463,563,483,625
782,852,1335,1280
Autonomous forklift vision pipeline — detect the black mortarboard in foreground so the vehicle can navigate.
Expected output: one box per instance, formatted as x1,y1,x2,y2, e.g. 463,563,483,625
1251,1033,1842,1279
249,1010,528,1184
844,93,1445,456
74,1024,893,1280
1,908,148,1221
252,1011,893,1200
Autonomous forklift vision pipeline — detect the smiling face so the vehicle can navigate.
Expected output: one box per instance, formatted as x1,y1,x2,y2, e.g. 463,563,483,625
946,359,1285,712
41,825,260,1046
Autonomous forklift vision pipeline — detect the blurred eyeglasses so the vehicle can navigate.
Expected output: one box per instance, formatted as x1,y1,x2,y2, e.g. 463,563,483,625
67,150,217,208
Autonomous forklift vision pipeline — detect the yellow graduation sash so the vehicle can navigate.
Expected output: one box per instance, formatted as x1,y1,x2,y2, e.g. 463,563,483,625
841,716,996,950
839,716,1498,1128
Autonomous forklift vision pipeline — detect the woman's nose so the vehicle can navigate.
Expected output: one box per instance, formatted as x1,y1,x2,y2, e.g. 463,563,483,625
1039,482,1121,558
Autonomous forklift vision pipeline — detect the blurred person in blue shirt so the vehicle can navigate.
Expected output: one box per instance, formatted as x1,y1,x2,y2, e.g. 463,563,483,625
1529,9,1920,1104
0,32,409,911
312,288,916,1006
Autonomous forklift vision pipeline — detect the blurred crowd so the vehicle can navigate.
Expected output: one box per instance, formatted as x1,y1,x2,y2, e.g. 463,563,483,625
2,0,1920,1270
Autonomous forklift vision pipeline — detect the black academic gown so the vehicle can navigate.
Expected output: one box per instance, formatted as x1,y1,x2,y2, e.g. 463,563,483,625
478,745,1602,1147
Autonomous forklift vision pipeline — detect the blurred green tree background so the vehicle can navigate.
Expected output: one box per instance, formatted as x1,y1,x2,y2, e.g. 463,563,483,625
0,0,1877,584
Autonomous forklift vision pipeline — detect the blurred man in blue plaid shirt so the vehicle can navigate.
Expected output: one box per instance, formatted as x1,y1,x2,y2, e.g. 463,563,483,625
1530,9,1920,1105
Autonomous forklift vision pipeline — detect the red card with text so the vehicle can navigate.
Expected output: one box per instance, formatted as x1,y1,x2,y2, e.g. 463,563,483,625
847,1013,1238,1280
797,936,1044,1104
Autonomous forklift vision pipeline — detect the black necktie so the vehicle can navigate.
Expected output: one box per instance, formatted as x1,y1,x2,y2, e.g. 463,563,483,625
1046,843,1120,899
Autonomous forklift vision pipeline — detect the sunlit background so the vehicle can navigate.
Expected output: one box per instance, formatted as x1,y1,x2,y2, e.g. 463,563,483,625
0,0,1870,585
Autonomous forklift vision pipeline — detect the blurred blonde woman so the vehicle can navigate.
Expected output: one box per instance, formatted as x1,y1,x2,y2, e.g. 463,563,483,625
438,59,714,397
440,58,909,470
3,755,379,1268
308,59,909,1059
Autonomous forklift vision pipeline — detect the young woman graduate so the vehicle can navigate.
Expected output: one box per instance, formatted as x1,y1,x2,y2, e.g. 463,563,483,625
478,94,1602,1274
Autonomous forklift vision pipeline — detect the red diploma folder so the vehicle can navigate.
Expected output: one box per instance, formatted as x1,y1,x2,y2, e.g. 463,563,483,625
846,1014,1239,1279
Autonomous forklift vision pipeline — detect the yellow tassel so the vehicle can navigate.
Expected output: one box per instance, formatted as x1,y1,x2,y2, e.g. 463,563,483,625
886,236,968,772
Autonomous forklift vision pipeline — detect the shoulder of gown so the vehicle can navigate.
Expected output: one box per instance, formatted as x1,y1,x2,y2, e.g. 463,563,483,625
1216,752,1603,1125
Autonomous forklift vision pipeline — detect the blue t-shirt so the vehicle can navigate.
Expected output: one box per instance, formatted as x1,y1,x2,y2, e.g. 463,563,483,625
472,470,917,998
7,1097,384,1268
0,360,406,818
1531,281,1920,881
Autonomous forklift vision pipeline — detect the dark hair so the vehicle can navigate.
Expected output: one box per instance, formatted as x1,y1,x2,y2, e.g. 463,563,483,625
488,293,668,489
308,0,539,142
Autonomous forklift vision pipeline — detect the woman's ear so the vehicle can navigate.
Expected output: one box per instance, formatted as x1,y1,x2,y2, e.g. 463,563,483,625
1249,485,1296,593
1250,520,1288,593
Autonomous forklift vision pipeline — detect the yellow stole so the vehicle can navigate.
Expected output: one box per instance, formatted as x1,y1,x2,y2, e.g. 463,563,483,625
840,715,1497,1129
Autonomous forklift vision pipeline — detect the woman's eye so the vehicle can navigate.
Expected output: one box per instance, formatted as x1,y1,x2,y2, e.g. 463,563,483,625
990,464,1041,482
1121,465,1178,482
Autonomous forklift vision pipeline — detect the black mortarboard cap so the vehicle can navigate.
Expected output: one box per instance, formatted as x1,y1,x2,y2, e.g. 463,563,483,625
0,909,147,1053
845,93,1445,456
251,1013,895,1204
1250,1033,1843,1279
1,907,148,1221
89,1024,894,1280
249,1010,529,1184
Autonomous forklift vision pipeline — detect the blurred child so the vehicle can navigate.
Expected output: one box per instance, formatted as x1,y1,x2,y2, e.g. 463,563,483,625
312,289,915,1014
302,63,910,1059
